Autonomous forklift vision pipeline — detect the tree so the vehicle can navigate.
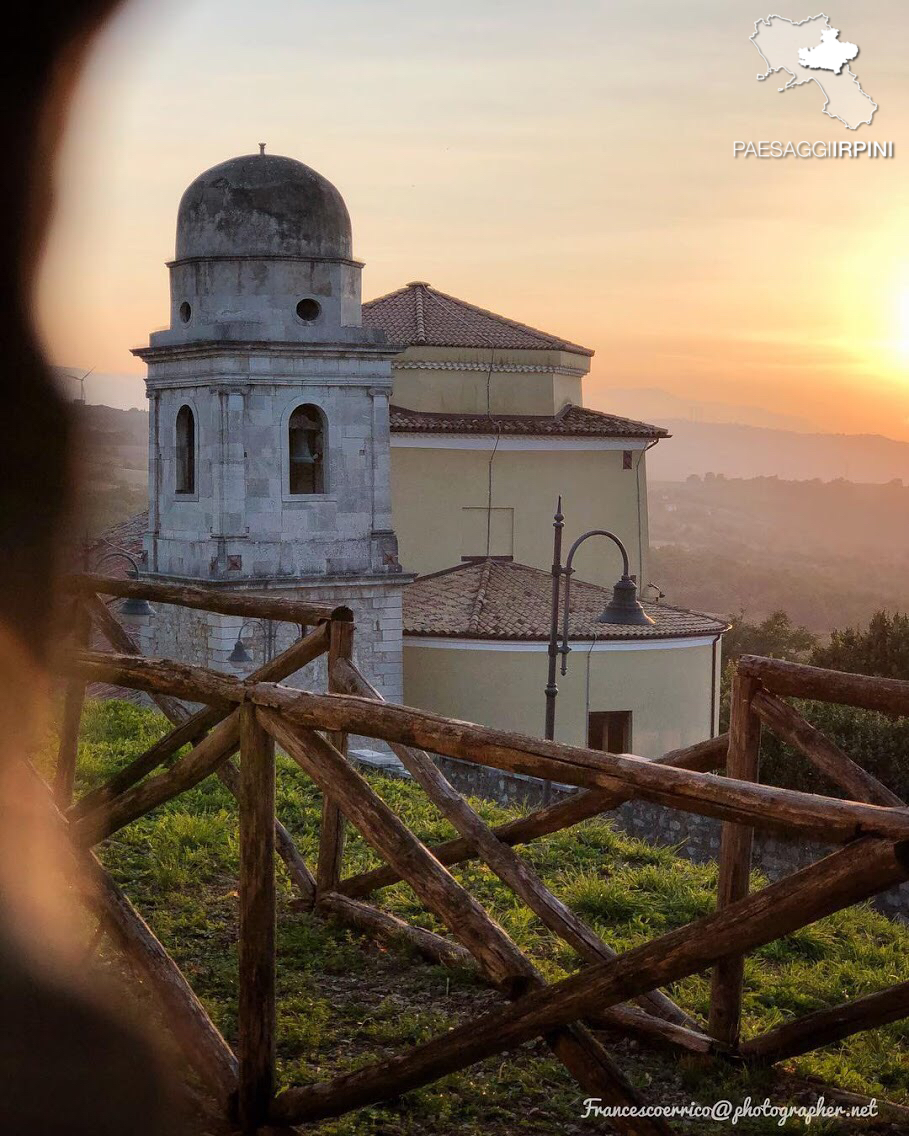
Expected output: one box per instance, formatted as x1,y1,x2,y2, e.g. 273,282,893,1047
811,610,909,680
722,610,817,667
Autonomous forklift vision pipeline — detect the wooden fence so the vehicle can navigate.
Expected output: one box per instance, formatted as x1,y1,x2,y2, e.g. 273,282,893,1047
44,575,909,1135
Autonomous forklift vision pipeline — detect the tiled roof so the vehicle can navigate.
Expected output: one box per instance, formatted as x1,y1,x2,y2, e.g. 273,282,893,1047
90,512,148,575
404,559,728,642
390,403,668,440
362,282,595,356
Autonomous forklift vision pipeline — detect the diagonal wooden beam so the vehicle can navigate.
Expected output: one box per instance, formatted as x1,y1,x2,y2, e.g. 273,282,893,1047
84,592,191,724
337,733,728,899
71,617,330,819
72,713,241,846
318,893,721,1059
752,689,905,808
73,607,323,905
258,709,673,1136
29,766,238,1106
317,891,480,971
269,836,909,1125
333,656,698,1031
741,979,909,1064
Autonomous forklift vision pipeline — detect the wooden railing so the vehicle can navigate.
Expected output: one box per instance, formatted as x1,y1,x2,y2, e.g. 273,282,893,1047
44,582,909,1135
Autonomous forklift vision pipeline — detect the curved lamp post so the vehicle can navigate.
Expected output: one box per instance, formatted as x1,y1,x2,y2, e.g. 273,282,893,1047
544,499,653,744
93,549,155,617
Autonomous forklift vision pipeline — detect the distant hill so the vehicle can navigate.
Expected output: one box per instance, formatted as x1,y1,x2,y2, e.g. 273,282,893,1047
599,387,816,432
71,403,149,535
650,476,909,632
645,419,909,483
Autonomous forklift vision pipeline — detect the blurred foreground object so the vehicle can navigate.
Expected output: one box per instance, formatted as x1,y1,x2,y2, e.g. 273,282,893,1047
0,1,174,1132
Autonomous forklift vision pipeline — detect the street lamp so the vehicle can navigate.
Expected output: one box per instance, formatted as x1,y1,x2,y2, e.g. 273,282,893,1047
544,499,653,743
93,549,155,617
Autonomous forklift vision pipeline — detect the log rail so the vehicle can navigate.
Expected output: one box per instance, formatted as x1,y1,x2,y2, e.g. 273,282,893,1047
49,577,909,1135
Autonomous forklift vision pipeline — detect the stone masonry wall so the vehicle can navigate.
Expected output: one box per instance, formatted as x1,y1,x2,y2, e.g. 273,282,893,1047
136,578,404,704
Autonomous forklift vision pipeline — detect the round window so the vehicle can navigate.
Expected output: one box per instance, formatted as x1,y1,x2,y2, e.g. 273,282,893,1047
179,301,192,323
296,298,321,322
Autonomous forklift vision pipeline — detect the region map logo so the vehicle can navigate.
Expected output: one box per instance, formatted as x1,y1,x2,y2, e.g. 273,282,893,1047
750,13,877,130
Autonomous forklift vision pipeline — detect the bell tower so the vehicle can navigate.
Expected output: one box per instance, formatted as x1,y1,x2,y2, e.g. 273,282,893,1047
132,150,405,697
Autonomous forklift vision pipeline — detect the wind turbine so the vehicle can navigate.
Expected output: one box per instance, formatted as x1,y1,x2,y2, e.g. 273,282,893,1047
72,367,94,403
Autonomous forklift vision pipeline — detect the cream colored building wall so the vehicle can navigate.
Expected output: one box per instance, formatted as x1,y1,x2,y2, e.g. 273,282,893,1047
391,444,653,587
403,638,719,759
391,346,588,415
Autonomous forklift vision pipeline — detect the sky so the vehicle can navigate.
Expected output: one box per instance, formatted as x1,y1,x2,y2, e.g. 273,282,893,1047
36,0,909,438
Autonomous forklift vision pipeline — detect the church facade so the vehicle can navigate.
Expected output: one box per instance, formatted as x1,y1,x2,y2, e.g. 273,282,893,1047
125,151,725,757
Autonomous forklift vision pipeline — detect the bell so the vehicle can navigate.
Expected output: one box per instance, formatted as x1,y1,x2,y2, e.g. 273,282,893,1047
290,432,317,464
597,575,655,627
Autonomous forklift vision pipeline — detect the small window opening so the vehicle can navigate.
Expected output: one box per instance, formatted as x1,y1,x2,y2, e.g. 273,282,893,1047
175,405,195,494
588,710,632,754
179,301,192,323
288,404,325,494
296,298,321,322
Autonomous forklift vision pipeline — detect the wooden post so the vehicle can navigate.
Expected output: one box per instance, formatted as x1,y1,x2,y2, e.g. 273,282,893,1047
54,602,91,806
709,672,761,1046
316,617,354,894
237,704,276,1133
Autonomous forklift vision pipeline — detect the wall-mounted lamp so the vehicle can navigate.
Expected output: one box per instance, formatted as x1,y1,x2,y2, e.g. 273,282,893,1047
229,619,277,666
93,548,155,617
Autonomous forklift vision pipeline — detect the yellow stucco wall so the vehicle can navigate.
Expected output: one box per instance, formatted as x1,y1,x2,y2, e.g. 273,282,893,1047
390,346,588,415
403,639,719,759
391,445,652,587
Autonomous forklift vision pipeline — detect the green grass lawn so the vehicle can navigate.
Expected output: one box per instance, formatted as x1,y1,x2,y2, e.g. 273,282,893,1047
56,700,909,1134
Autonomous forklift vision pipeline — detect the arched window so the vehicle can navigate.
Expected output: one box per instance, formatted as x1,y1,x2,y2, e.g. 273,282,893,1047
288,404,326,494
175,405,195,494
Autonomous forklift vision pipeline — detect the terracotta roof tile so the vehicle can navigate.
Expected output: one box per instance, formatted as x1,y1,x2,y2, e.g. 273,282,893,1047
363,282,595,355
390,403,668,440
404,559,728,642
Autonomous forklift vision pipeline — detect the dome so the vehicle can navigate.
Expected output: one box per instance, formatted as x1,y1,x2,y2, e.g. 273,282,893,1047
175,152,352,260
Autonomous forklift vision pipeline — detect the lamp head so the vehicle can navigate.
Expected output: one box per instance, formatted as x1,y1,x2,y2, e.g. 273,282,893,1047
228,636,253,664
597,575,655,627
119,596,155,617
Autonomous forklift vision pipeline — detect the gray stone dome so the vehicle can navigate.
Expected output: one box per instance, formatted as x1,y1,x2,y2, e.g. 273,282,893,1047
175,153,352,260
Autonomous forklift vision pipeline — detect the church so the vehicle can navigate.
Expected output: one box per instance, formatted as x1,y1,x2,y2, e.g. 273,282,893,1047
118,149,726,759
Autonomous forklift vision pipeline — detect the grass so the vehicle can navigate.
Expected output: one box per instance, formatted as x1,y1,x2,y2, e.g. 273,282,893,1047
49,700,909,1134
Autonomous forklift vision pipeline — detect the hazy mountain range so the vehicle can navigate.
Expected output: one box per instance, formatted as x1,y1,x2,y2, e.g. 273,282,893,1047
594,388,909,483
57,379,909,485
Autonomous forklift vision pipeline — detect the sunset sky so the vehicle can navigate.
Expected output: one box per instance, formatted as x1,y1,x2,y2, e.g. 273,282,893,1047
36,0,909,438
